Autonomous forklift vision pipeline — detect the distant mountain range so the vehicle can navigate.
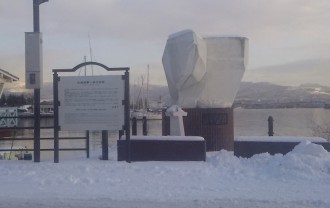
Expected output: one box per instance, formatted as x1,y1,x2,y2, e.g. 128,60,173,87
4,81,330,108
132,82,330,108
235,82,330,108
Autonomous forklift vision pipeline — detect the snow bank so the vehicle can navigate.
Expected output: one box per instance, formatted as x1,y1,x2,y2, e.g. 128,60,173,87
236,136,327,142
0,142,329,207
291,141,329,156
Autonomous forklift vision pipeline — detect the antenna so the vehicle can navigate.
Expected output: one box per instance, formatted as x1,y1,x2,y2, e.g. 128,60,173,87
88,33,94,75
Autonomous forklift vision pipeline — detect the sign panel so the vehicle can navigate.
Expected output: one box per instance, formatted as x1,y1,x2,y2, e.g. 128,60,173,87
25,32,43,89
58,75,124,131
202,113,228,125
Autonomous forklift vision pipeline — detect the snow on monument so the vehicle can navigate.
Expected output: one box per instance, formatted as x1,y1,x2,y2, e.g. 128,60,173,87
162,30,248,108
162,30,249,151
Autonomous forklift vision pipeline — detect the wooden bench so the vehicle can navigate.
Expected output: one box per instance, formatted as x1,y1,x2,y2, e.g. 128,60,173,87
117,136,206,161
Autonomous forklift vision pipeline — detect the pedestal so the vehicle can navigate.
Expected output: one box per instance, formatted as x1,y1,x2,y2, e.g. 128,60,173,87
163,108,234,151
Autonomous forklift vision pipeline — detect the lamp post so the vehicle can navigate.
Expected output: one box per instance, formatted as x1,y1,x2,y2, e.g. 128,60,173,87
32,0,48,162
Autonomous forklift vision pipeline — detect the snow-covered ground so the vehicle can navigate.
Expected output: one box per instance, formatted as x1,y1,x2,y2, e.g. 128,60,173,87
0,141,330,208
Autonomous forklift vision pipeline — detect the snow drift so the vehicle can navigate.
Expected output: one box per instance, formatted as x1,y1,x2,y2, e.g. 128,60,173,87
0,141,329,207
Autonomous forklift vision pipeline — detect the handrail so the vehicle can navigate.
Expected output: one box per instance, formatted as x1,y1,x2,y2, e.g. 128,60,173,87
0,137,87,141
0,124,90,158
0,148,86,152
0,115,53,119
0,126,53,130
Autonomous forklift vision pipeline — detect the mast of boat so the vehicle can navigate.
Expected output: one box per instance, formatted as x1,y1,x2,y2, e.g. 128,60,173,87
88,33,94,75
141,75,145,110
146,64,150,111
135,75,145,110
84,56,87,76
132,80,136,111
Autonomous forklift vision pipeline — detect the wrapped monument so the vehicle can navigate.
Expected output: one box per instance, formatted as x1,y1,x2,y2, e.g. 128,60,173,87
162,30,249,151
162,30,248,108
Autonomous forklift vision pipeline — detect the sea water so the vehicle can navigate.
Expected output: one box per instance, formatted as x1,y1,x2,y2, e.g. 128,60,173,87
234,108,330,137
1,108,330,160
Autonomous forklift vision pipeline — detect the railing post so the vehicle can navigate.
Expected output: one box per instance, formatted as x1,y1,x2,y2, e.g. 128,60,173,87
142,116,147,136
132,117,137,136
53,71,59,163
162,108,170,136
86,130,89,158
101,130,108,160
124,69,131,163
268,116,274,136
119,130,124,140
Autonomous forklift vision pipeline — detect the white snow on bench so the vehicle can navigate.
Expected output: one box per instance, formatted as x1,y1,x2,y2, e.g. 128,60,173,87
121,135,205,141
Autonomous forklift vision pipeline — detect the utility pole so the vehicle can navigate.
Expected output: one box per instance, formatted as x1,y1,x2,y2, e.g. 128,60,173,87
32,0,48,162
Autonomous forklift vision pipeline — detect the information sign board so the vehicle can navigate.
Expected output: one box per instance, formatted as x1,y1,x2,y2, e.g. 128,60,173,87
58,75,124,130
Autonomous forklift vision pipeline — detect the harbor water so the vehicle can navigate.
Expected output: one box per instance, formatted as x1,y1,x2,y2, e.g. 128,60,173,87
1,108,330,160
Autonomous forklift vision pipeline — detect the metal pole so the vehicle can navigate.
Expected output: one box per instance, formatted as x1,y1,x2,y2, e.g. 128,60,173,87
33,0,40,162
124,69,131,163
33,0,40,32
119,130,124,140
101,130,108,160
53,72,59,163
31,0,48,162
142,116,147,136
162,108,166,136
86,130,90,158
132,117,137,135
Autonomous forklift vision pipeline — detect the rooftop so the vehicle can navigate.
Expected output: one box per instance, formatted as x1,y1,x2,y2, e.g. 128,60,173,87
0,68,19,82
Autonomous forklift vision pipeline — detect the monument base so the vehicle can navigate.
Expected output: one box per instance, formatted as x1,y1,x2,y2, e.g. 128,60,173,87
163,108,234,151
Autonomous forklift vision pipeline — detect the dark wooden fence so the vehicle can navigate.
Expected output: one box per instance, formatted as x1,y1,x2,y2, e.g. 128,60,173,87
0,115,89,160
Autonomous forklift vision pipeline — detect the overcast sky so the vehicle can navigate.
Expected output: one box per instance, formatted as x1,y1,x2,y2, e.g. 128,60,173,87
1,0,330,87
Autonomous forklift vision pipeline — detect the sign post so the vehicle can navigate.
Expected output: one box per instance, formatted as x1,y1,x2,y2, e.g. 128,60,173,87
53,62,130,163
26,0,48,162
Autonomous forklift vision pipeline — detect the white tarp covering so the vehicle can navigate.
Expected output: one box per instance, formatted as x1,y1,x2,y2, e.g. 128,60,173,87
162,30,207,105
162,30,248,108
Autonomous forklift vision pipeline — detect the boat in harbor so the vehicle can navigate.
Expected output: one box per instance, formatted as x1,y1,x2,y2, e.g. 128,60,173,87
130,65,164,120
0,107,18,137
0,69,19,137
